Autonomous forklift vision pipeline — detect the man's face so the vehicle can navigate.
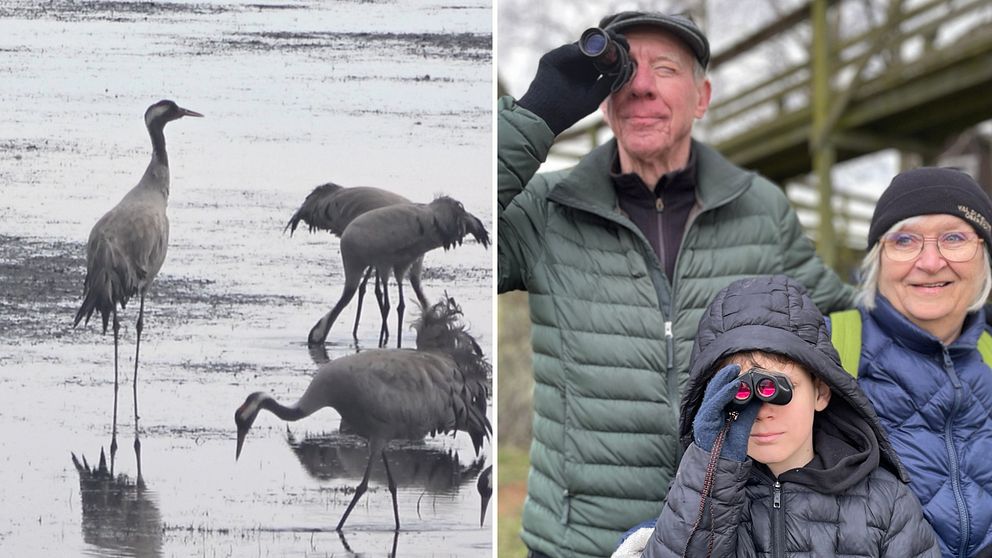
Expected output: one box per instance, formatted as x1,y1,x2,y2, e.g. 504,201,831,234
601,28,711,168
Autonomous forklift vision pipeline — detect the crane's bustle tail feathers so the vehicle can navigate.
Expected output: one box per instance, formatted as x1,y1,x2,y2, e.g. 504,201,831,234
74,236,139,332
413,294,491,454
285,182,346,236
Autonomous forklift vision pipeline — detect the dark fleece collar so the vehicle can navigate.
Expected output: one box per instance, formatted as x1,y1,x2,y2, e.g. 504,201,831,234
773,404,880,493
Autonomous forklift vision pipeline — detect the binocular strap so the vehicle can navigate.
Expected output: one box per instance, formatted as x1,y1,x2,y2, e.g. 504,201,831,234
682,412,737,558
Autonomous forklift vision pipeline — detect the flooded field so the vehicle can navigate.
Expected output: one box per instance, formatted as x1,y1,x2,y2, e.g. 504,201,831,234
0,0,493,556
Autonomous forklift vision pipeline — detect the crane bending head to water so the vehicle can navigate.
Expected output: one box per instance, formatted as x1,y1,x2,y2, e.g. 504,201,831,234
235,295,491,530
306,195,490,349
284,183,429,344
73,99,203,482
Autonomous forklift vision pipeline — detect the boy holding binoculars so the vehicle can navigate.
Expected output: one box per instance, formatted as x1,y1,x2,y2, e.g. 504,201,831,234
620,275,939,557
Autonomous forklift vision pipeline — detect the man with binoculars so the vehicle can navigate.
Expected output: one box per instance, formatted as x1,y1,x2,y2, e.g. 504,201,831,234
497,10,855,558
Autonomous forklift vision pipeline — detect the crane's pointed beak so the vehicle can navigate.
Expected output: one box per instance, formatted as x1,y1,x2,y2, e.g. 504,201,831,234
236,427,247,461
480,494,490,527
179,107,204,118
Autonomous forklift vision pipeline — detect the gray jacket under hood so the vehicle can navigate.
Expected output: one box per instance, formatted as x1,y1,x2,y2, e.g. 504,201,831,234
642,274,939,558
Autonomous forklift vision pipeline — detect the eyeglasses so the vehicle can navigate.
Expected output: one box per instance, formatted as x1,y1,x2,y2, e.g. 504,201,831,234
882,231,983,262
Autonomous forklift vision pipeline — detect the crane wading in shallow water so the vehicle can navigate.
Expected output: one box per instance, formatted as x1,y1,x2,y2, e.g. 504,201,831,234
305,195,489,349
73,99,203,482
235,296,492,531
285,183,428,344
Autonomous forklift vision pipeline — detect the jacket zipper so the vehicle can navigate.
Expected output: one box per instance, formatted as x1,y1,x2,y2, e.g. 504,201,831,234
771,481,785,558
942,350,970,558
655,197,678,418
656,196,665,274
548,161,756,448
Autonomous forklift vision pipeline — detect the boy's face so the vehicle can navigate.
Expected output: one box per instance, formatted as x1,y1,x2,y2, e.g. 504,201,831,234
729,354,831,477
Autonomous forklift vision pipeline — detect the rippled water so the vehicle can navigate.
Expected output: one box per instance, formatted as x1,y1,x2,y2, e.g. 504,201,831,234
0,1,492,555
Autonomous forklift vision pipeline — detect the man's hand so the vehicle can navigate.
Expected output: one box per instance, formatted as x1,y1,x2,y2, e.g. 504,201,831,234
692,364,760,461
517,34,629,136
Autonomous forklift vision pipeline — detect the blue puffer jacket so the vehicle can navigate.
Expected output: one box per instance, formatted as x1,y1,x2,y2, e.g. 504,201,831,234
858,295,992,558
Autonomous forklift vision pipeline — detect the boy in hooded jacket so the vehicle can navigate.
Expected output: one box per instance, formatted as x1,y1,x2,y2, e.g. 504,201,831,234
630,275,938,557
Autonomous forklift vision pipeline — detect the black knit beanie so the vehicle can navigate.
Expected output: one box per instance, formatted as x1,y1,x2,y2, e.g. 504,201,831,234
867,167,992,252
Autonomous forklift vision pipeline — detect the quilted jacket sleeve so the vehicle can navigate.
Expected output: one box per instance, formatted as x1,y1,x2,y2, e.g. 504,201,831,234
641,443,751,558
880,479,941,558
497,96,556,293
766,177,857,313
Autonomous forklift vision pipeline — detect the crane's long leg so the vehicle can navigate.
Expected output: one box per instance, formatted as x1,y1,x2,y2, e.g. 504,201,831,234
394,272,406,349
389,530,399,558
381,449,400,531
409,256,428,310
111,308,120,478
377,271,391,348
133,291,145,485
308,271,362,347
352,267,374,342
370,272,383,346
337,439,384,531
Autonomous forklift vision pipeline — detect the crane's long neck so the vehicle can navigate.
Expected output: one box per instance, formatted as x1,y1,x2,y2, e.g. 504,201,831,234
139,120,171,197
148,121,169,167
259,395,313,422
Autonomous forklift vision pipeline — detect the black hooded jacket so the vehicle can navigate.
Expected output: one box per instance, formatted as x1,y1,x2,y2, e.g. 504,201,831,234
641,275,939,558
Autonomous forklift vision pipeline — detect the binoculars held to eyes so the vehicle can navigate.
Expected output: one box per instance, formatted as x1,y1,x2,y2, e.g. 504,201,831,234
578,28,634,92
728,368,793,409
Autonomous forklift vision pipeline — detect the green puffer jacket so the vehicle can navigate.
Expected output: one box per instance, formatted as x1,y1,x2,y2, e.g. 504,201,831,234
498,96,856,558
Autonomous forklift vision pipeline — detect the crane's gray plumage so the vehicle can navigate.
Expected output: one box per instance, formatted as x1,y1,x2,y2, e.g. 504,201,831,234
307,195,489,348
235,295,491,530
285,183,429,345
477,464,492,527
285,183,409,237
73,99,202,481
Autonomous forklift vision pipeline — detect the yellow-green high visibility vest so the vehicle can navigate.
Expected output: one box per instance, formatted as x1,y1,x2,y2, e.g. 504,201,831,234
828,309,992,376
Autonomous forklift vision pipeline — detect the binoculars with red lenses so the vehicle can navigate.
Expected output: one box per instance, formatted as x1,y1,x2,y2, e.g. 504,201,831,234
729,369,793,409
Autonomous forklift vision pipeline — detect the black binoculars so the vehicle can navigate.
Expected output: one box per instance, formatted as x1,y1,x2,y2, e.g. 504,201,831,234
578,27,634,91
729,369,793,409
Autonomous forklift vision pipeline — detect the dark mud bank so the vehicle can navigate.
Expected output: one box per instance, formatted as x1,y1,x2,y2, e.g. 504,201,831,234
0,235,299,341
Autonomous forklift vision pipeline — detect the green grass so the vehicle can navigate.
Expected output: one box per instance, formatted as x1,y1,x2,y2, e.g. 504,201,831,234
498,445,530,558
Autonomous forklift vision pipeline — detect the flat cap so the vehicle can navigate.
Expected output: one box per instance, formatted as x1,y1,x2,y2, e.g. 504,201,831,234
600,11,710,69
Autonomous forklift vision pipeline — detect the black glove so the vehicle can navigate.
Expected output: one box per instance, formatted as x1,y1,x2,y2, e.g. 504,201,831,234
517,34,629,136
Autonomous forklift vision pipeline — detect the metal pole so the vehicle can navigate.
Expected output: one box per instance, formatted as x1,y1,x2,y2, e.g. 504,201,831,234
811,0,837,268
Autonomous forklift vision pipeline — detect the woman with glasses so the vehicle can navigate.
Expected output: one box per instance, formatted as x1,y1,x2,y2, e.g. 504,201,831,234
840,167,992,558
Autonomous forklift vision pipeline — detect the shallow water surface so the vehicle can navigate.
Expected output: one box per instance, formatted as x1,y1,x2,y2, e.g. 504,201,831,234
0,1,492,555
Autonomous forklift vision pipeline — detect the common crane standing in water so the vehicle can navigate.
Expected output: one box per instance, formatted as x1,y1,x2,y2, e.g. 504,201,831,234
235,295,491,531
285,183,428,343
73,99,203,481
306,195,489,348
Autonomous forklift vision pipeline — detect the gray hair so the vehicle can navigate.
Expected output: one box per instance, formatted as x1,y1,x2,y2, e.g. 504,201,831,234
856,216,992,311
692,60,707,83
